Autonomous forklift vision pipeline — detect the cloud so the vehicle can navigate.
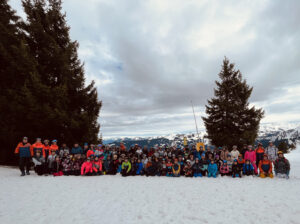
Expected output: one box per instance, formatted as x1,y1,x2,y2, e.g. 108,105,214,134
9,0,300,137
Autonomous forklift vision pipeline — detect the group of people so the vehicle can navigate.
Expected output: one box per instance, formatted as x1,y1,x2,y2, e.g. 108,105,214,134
14,137,291,179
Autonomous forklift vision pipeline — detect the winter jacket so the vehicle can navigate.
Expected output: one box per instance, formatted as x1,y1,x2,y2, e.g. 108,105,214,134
259,159,273,173
199,159,208,171
15,143,32,158
230,150,240,161
220,164,229,174
227,160,233,172
192,162,202,173
86,149,95,158
103,159,111,172
231,164,241,174
62,158,73,172
47,155,57,168
237,159,245,170
265,146,278,162
109,159,119,174
32,155,45,166
49,144,59,154
172,163,181,175
31,143,45,157
121,161,131,173
71,146,83,155
243,163,254,174
59,147,70,157
256,147,265,163
81,161,93,175
136,162,143,175
93,160,103,172
208,163,218,175
183,164,193,176
72,159,82,171
274,157,290,174
244,150,256,163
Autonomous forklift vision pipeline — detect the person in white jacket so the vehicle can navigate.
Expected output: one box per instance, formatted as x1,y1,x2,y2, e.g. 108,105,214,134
265,141,278,162
230,145,240,161
32,150,46,175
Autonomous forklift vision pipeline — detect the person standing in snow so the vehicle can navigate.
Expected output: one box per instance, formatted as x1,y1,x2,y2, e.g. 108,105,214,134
255,143,265,168
230,145,240,161
244,145,258,175
265,141,278,163
15,137,32,176
274,151,290,179
31,138,44,157
241,144,248,158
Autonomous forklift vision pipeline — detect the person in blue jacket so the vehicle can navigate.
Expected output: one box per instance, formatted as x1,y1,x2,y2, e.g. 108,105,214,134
71,143,83,155
243,159,254,176
136,159,144,175
207,160,218,178
14,137,32,176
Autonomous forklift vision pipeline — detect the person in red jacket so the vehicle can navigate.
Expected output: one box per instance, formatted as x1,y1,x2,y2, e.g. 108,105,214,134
81,157,93,176
92,156,103,175
258,154,274,178
15,137,33,176
255,143,265,168
31,138,44,157
86,147,95,158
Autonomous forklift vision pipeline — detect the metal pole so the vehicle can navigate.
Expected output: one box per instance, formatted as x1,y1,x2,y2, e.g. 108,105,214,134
191,100,200,142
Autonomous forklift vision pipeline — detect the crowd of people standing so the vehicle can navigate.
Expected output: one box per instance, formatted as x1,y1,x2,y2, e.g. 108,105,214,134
14,137,291,179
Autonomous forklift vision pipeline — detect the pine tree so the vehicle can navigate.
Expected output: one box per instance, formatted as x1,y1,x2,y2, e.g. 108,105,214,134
0,0,42,164
278,141,289,154
202,58,264,149
21,0,102,145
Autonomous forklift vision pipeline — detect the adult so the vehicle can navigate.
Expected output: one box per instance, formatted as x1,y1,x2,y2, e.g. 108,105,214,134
258,154,273,178
265,141,278,163
31,138,44,157
230,145,240,161
50,140,59,154
71,143,83,155
240,144,248,158
14,137,32,176
255,143,265,168
274,151,290,179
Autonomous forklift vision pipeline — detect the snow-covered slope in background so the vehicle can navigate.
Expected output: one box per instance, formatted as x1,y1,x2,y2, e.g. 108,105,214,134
1,147,300,224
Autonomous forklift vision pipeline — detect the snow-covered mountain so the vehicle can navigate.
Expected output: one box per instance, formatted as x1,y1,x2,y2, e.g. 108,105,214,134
103,123,300,149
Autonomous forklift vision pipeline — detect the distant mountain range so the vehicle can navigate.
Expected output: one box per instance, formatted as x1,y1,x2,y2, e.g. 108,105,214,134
103,123,300,149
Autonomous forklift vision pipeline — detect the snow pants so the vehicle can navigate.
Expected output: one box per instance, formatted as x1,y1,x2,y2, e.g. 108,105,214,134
19,157,31,173
208,172,217,178
259,172,274,178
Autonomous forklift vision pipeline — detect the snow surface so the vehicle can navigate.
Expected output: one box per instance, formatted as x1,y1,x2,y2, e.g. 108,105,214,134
1,148,300,224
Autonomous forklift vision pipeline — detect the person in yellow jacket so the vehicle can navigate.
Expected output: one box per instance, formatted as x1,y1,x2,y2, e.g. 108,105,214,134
172,158,181,177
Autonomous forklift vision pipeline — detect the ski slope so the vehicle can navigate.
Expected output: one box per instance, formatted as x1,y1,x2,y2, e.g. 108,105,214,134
1,148,300,224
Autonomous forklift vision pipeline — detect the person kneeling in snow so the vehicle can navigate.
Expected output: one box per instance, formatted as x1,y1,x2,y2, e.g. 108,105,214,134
207,160,218,178
32,150,46,175
220,160,230,176
81,157,93,176
243,160,254,176
172,159,181,177
258,154,273,178
274,151,290,179
121,158,131,177
232,159,241,178
92,156,103,175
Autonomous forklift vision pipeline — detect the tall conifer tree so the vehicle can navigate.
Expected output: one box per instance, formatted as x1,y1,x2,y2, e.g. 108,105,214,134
202,58,264,149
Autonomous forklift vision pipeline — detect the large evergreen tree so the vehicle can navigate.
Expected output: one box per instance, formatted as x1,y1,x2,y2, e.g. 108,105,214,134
202,58,264,149
21,0,102,145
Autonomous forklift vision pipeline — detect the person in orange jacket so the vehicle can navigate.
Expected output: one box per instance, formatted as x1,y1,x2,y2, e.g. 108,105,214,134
49,140,59,154
81,157,93,176
15,137,33,176
120,142,126,151
255,143,265,168
92,156,103,175
43,139,51,160
31,138,44,157
258,154,274,178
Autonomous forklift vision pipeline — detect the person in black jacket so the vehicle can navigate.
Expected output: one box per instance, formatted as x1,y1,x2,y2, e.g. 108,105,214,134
192,158,202,177
108,154,119,175
232,159,241,178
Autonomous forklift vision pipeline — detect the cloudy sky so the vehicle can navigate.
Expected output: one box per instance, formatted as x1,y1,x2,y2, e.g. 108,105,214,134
10,0,300,138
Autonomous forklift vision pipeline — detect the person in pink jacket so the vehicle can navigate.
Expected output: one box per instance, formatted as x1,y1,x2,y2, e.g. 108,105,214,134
244,145,257,174
81,157,93,176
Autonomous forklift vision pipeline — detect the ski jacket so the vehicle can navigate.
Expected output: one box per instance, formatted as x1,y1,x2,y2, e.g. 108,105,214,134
15,142,32,158
256,147,265,162
49,145,59,154
47,155,57,168
71,146,83,155
93,160,103,172
230,150,240,161
220,164,229,174
62,158,73,172
244,150,256,163
86,149,95,158
274,157,290,174
231,164,241,174
199,159,208,171
121,161,131,173
31,143,44,157
243,163,254,174
192,162,202,173
259,159,273,173
208,163,218,175
172,163,181,175
265,146,278,162
136,162,143,174
59,147,70,157
72,159,82,171
81,161,93,175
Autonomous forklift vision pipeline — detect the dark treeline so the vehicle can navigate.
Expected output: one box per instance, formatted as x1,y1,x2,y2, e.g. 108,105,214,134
0,0,101,165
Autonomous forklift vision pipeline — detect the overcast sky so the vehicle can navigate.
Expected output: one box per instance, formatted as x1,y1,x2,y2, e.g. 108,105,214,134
10,0,300,138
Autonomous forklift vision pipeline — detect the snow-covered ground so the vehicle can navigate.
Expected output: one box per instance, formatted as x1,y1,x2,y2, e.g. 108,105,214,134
1,148,300,224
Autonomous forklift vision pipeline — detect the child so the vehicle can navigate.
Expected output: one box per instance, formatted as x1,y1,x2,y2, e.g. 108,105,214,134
92,156,103,175
244,145,258,175
52,156,63,176
231,159,241,178
81,157,93,176
121,158,131,177
161,160,167,176
62,155,73,176
117,158,123,173
32,150,46,175
172,159,181,177
208,160,218,178
226,154,233,176
72,154,82,176
199,153,208,176
166,158,173,177
220,160,230,176
103,155,111,174
47,150,57,174
136,159,144,175
274,151,290,179
184,161,193,177
129,158,137,176
192,158,202,177
243,160,254,176
258,154,273,178
237,154,245,176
